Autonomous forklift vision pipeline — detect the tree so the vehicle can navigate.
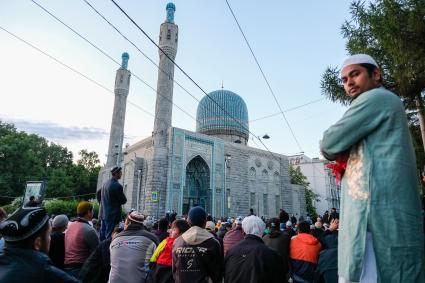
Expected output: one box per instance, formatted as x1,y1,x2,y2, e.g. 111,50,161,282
0,120,101,204
321,0,425,154
289,165,319,218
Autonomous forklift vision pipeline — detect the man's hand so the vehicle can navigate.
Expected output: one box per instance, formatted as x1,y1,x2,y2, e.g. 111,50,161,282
329,218,339,232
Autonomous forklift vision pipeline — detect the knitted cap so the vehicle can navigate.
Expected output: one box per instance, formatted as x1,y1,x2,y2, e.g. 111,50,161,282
128,211,145,224
77,201,93,215
0,207,49,242
205,221,215,231
52,214,69,229
110,166,122,175
188,206,206,227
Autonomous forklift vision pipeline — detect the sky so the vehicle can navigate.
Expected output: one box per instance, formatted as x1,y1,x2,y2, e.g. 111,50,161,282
0,0,353,164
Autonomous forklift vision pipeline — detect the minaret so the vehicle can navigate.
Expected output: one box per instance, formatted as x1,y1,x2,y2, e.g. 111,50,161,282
144,3,178,216
106,52,131,168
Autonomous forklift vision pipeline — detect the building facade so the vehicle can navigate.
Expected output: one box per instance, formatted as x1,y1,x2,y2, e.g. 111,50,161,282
98,3,306,219
288,154,341,215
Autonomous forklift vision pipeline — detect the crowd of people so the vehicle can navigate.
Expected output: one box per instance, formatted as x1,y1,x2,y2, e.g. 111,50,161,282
0,199,343,283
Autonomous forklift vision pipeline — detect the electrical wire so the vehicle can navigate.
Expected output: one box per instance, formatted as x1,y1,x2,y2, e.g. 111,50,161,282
225,0,303,152
250,98,325,123
109,0,280,160
31,0,197,122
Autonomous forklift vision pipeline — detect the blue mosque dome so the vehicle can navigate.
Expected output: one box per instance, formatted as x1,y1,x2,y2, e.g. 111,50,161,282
196,89,249,144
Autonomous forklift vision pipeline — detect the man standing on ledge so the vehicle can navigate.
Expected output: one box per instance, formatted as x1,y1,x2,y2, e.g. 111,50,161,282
321,54,424,282
98,166,127,240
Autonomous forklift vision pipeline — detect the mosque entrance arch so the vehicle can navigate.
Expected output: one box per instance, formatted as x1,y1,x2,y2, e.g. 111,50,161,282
183,155,211,215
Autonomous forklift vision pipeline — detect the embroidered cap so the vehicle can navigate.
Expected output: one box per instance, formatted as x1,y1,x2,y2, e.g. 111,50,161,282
128,211,145,224
0,207,49,242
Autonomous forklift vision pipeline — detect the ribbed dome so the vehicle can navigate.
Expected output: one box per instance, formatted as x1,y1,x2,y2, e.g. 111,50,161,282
196,89,249,143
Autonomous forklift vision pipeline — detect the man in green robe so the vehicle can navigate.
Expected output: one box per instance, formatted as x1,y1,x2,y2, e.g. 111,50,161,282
321,54,424,283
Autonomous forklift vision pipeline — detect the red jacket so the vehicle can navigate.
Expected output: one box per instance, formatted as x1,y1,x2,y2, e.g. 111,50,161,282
156,237,174,266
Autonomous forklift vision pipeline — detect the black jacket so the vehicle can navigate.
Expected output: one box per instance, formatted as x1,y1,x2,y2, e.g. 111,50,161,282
49,231,65,269
0,246,80,283
263,230,291,277
224,234,284,283
79,238,112,283
172,226,223,283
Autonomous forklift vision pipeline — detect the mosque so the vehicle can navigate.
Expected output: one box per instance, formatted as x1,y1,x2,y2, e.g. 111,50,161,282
98,3,306,219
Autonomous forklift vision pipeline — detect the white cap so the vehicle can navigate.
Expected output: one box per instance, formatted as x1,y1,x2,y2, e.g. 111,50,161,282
341,54,378,74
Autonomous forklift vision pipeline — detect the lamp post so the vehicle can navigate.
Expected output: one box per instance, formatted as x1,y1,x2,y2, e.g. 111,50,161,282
224,154,232,217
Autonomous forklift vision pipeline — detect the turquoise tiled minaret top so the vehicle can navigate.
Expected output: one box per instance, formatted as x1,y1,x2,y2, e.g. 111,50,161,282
196,89,249,141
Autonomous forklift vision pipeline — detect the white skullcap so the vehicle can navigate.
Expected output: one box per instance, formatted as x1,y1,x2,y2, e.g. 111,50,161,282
341,54,378,73
242,215,265,238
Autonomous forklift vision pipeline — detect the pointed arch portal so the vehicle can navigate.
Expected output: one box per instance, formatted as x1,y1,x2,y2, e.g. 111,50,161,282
183,155,211,215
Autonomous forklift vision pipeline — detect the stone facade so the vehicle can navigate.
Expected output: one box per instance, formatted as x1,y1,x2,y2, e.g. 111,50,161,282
120,127,307,219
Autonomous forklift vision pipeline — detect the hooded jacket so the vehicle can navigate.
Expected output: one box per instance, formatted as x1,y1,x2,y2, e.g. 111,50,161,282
290,233,322,282
172,226,223,283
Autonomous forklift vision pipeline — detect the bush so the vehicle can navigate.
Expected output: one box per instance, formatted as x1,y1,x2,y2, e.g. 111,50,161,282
1,197,22,215
44,199,99,218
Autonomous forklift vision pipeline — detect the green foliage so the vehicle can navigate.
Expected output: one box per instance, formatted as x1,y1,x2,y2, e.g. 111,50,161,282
320,0,425,168
0,120,101,205
289,165,319,218
43,199,99,218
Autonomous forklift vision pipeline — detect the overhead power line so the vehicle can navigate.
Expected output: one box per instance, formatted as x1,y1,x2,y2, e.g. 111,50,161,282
109,0,279,160
0,25,163,124
82,0,201,104
250,98,325,123
30,0,197,122
225,0,303,152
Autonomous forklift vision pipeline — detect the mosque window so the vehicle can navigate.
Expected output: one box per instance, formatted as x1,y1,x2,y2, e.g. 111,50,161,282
249,167,256,177
263,194,268,216
250,192,256,208
167,29,171,39
262,169,268,177
275,195,280,215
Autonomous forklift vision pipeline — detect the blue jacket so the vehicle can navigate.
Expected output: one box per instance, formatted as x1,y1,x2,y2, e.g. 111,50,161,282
98,178,127,221
0,246,80,283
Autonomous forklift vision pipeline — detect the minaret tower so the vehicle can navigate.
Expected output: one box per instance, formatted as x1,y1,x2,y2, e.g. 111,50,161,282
144,3,178,216
106,52,131,168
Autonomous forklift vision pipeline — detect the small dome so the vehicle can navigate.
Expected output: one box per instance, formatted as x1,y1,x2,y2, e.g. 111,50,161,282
196,89,249,143
166,3,176,11
121,52,129,59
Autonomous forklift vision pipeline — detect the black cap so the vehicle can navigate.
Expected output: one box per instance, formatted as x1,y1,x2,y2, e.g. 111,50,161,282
0,207,49,242
110,166,122,174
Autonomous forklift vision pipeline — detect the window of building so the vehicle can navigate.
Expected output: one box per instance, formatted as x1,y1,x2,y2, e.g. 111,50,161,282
249,167,256,177
167,29,171,40
250,192,256,209
275,195,280,216
263,194,268,216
